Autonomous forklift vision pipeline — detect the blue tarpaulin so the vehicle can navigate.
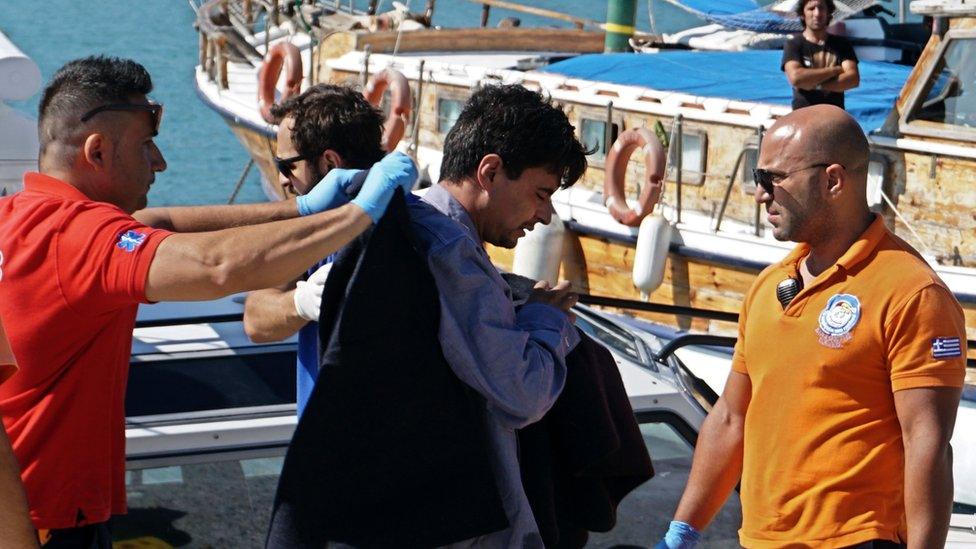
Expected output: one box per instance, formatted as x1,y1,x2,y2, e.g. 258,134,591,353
541,52,912,133
674,0,760,15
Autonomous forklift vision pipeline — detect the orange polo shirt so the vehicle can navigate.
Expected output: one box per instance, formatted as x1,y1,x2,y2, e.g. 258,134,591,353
732,215,966,548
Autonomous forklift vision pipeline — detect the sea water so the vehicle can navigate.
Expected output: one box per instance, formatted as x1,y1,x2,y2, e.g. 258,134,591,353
0,1,717,206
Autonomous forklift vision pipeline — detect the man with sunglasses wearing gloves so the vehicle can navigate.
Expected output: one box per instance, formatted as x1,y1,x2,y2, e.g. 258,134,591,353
0,56,414,547
242,84,387,417
656,105,965,548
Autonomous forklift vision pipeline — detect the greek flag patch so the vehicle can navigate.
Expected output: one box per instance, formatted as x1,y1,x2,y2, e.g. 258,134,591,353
116,230,147,253
931,337,962,359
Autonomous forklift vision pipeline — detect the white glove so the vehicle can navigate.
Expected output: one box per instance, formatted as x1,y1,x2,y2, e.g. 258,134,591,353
293,262,333,322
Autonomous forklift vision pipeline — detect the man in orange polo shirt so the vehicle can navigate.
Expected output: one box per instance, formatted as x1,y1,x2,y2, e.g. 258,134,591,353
0,56,415,547
656,105,965,548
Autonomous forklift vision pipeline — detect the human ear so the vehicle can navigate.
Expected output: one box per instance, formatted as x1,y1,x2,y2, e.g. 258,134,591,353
82,133,109,170
476,154,503,191
318,150,344,173
825,163,844,196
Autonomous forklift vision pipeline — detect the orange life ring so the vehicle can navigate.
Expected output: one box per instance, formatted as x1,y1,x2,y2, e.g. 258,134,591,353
258,42,303,124
603,128,666,227
363,69,412,152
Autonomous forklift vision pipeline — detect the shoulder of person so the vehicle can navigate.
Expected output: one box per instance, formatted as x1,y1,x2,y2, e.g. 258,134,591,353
59,199,139,231
408,199,476,254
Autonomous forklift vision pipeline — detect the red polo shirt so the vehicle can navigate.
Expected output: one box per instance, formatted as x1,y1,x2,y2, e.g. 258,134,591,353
0,172,171,529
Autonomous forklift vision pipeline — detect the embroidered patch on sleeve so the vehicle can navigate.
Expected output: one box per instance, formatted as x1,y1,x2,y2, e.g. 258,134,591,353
116,230,147,253
931,337,962,359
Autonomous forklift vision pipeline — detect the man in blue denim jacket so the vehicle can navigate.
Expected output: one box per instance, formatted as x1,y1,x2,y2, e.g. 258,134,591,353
407,84,587,547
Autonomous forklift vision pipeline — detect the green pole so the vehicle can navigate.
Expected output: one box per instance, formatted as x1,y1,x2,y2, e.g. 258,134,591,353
604,0,637,52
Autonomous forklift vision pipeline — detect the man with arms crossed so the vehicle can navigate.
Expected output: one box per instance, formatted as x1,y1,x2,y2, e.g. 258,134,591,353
243,84,386,417
782,0,860,110
0,56,413,547
657,105,965,548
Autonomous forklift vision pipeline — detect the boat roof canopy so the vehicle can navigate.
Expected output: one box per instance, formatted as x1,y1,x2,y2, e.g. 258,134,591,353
541,51,912,133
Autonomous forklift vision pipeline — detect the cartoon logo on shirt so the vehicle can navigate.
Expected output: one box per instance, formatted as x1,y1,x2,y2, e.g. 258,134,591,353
816,293,861,348
116,230,147,253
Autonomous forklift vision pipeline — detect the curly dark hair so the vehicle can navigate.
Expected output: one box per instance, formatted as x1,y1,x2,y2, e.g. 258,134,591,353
795,0,836,27
270,84,385,169
440,84,587,188
38,55,153,156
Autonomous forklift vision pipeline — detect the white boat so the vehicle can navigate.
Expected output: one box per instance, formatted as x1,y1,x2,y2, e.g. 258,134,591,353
190,0,976,362
0,29,39,196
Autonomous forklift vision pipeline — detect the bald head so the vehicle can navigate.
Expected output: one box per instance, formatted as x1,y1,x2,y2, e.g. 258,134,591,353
757,105,873,247
766,105,870,183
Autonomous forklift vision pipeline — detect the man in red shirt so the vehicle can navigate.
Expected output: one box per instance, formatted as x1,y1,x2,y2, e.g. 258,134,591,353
0,55,415,547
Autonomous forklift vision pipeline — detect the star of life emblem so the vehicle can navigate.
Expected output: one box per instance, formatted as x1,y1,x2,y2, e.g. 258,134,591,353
116,230,147,253
816,293,861,348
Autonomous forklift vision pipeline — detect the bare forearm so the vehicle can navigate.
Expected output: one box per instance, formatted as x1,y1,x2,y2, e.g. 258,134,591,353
673,402,745,530
0,426,38,548
790,66,843,90
146,203,371,301
244,288,308,343
134,199,301,232
904,441,954,548
819,69,859,92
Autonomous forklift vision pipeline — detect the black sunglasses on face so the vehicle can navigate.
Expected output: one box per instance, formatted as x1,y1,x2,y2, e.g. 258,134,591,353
752,163,835,195
274,153,312,179
80,101,164,135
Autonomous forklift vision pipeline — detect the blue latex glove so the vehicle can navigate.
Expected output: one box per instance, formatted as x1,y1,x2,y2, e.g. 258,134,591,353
655,520,701,549
350,152,418,223
296,168,367,216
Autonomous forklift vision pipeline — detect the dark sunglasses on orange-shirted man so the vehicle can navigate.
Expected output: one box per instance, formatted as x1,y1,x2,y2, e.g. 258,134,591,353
80,101,164,135
752,163,835,195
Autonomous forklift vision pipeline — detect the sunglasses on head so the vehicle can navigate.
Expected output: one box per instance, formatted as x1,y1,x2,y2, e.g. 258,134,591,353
752,163,835,195
274,153,313,179
80,100,164,135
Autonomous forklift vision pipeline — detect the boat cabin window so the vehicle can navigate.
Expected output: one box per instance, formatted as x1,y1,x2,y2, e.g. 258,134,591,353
574,311,642,362
907,36,976,134
667,130,707,185
580,118,619,160
437,97,464,134
739,146,759,195
126,348,296,417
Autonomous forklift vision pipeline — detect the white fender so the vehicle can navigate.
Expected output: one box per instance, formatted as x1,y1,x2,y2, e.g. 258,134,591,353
512,216,566,285
632,213,672,298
